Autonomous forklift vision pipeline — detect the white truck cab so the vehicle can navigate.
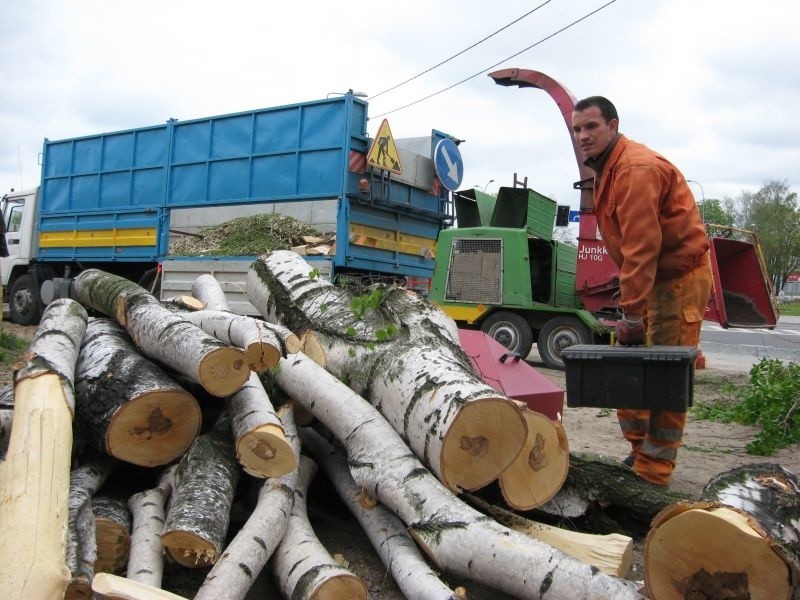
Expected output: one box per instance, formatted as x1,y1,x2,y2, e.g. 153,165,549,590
1,188,39,323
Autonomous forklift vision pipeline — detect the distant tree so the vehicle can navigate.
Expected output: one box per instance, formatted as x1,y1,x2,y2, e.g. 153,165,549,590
697,198,736,227
744,180,800,292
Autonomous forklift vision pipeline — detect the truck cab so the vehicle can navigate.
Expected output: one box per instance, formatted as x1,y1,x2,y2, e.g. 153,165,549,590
1,188,40,324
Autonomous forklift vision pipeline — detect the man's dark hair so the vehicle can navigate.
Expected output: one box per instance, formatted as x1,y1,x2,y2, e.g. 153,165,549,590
574,96,618,123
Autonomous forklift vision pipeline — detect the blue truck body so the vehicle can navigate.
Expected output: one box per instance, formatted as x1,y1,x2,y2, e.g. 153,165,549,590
37,93,450,277
1,93,455,323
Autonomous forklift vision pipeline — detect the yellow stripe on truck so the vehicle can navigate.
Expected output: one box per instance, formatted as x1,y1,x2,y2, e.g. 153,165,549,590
39,228,157,248
349,224,436,258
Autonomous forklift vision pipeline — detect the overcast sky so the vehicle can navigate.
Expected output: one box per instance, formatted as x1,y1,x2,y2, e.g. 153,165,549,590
2,0,798,210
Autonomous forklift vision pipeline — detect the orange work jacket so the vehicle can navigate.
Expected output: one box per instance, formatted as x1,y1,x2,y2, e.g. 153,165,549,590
592,135,709,316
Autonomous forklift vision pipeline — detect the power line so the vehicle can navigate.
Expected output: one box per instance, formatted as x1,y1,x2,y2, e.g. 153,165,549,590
370,0,617,120
368,1,554,101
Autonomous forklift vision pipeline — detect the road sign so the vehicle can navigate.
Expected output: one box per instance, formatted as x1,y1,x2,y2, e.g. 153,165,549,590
569,210,580,223
366,119,403,175
433,138,463,191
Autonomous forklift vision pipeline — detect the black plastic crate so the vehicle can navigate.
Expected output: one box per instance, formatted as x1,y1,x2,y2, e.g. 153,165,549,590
561,345,698,412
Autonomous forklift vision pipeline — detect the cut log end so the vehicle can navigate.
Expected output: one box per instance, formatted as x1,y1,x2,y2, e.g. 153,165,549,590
197,347,250,397
498,410,570,510
313,573,369,600
644,504,793,600
441,397,528,492
65,579,92,600
237,423,298,478
95,516,131,575
245,342,281,373
299,332,326,366
106,391,202,467
283,332,302,355
161,530,220,569
92,572,190,599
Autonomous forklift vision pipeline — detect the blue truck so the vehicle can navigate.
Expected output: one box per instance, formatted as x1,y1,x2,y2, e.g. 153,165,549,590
1,92,456,324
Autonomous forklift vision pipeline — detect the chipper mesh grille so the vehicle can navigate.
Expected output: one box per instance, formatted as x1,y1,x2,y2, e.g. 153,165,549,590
445,238,502,303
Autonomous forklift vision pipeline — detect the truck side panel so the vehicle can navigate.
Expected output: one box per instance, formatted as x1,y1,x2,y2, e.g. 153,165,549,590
36,96,446,282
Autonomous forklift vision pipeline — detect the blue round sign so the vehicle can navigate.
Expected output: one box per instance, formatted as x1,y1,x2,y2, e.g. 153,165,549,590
434,138,464,191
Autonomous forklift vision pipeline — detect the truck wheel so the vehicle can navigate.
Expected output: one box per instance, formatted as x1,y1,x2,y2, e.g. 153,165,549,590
538,316,591,370
9,274,42,326
480,311,534,358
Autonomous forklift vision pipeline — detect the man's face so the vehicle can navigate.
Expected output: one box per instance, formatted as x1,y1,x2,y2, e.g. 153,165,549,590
571,106,618,160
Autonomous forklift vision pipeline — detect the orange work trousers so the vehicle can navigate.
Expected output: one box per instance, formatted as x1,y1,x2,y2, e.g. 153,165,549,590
618,257,713,485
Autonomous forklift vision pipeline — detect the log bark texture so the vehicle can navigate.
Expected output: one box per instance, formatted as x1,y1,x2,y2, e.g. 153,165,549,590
65,455,117,599
0,298,88,600
0,385,12,460
247,250,527,493
126,466,175,587
535,452,691,535
194,403,300,600
644,463,800,600
75,319,202,467
73,269,249,397
275,353,643,599
271,454,368,600
301,427,462,600
161,413,240,568
93,495,132,575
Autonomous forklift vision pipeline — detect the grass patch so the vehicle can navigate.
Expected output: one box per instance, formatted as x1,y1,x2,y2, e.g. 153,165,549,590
0,327,27,364
692,357,800,455
779,301,800,317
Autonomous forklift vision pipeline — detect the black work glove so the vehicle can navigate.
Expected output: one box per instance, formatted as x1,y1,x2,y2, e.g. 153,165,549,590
615,315,645,346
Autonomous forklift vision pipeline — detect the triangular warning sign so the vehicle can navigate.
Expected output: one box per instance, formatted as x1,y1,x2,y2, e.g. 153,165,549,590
366,119,403,175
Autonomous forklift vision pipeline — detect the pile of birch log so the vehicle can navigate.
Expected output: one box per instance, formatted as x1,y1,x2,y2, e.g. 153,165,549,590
0,249,797,600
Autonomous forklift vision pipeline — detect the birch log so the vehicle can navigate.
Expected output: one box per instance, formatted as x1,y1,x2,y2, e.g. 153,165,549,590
275,353,643,599
300,427,461,600
0,384,12,460
0,298,88,600
271,455,368,600
644,463,800,600
191,272,301,355
73,269,249,397
75,319,202,466
65,455,117,600
228,372,296,478
194,403,300,600
466,495,634,578
93,496,132,575
181,310,282,373
161,412,240,568
247,251,528,493
126,466,175,587
498,408,570,510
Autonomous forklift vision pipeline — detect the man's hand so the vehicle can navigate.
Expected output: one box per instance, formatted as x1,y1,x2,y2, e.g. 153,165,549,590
615,315,645,346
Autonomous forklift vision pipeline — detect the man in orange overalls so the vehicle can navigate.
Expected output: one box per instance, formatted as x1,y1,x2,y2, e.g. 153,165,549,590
571,96,712,486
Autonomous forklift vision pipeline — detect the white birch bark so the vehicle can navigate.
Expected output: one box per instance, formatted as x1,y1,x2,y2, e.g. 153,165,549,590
194,404,300,600
65,454,117,597
181,310,281,372
191,273,230,312
73,269,249,397
161,413,240,568
126,466,175,587
0,385,12,461
0,299,88,600
276,353,643,599
271,454,368,600
300,428,459,600
75,319,202,467
227,372,296,478
247,251,528,492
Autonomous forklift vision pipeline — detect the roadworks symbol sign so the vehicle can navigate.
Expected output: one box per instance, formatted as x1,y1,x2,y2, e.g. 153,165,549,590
367,119,403,175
